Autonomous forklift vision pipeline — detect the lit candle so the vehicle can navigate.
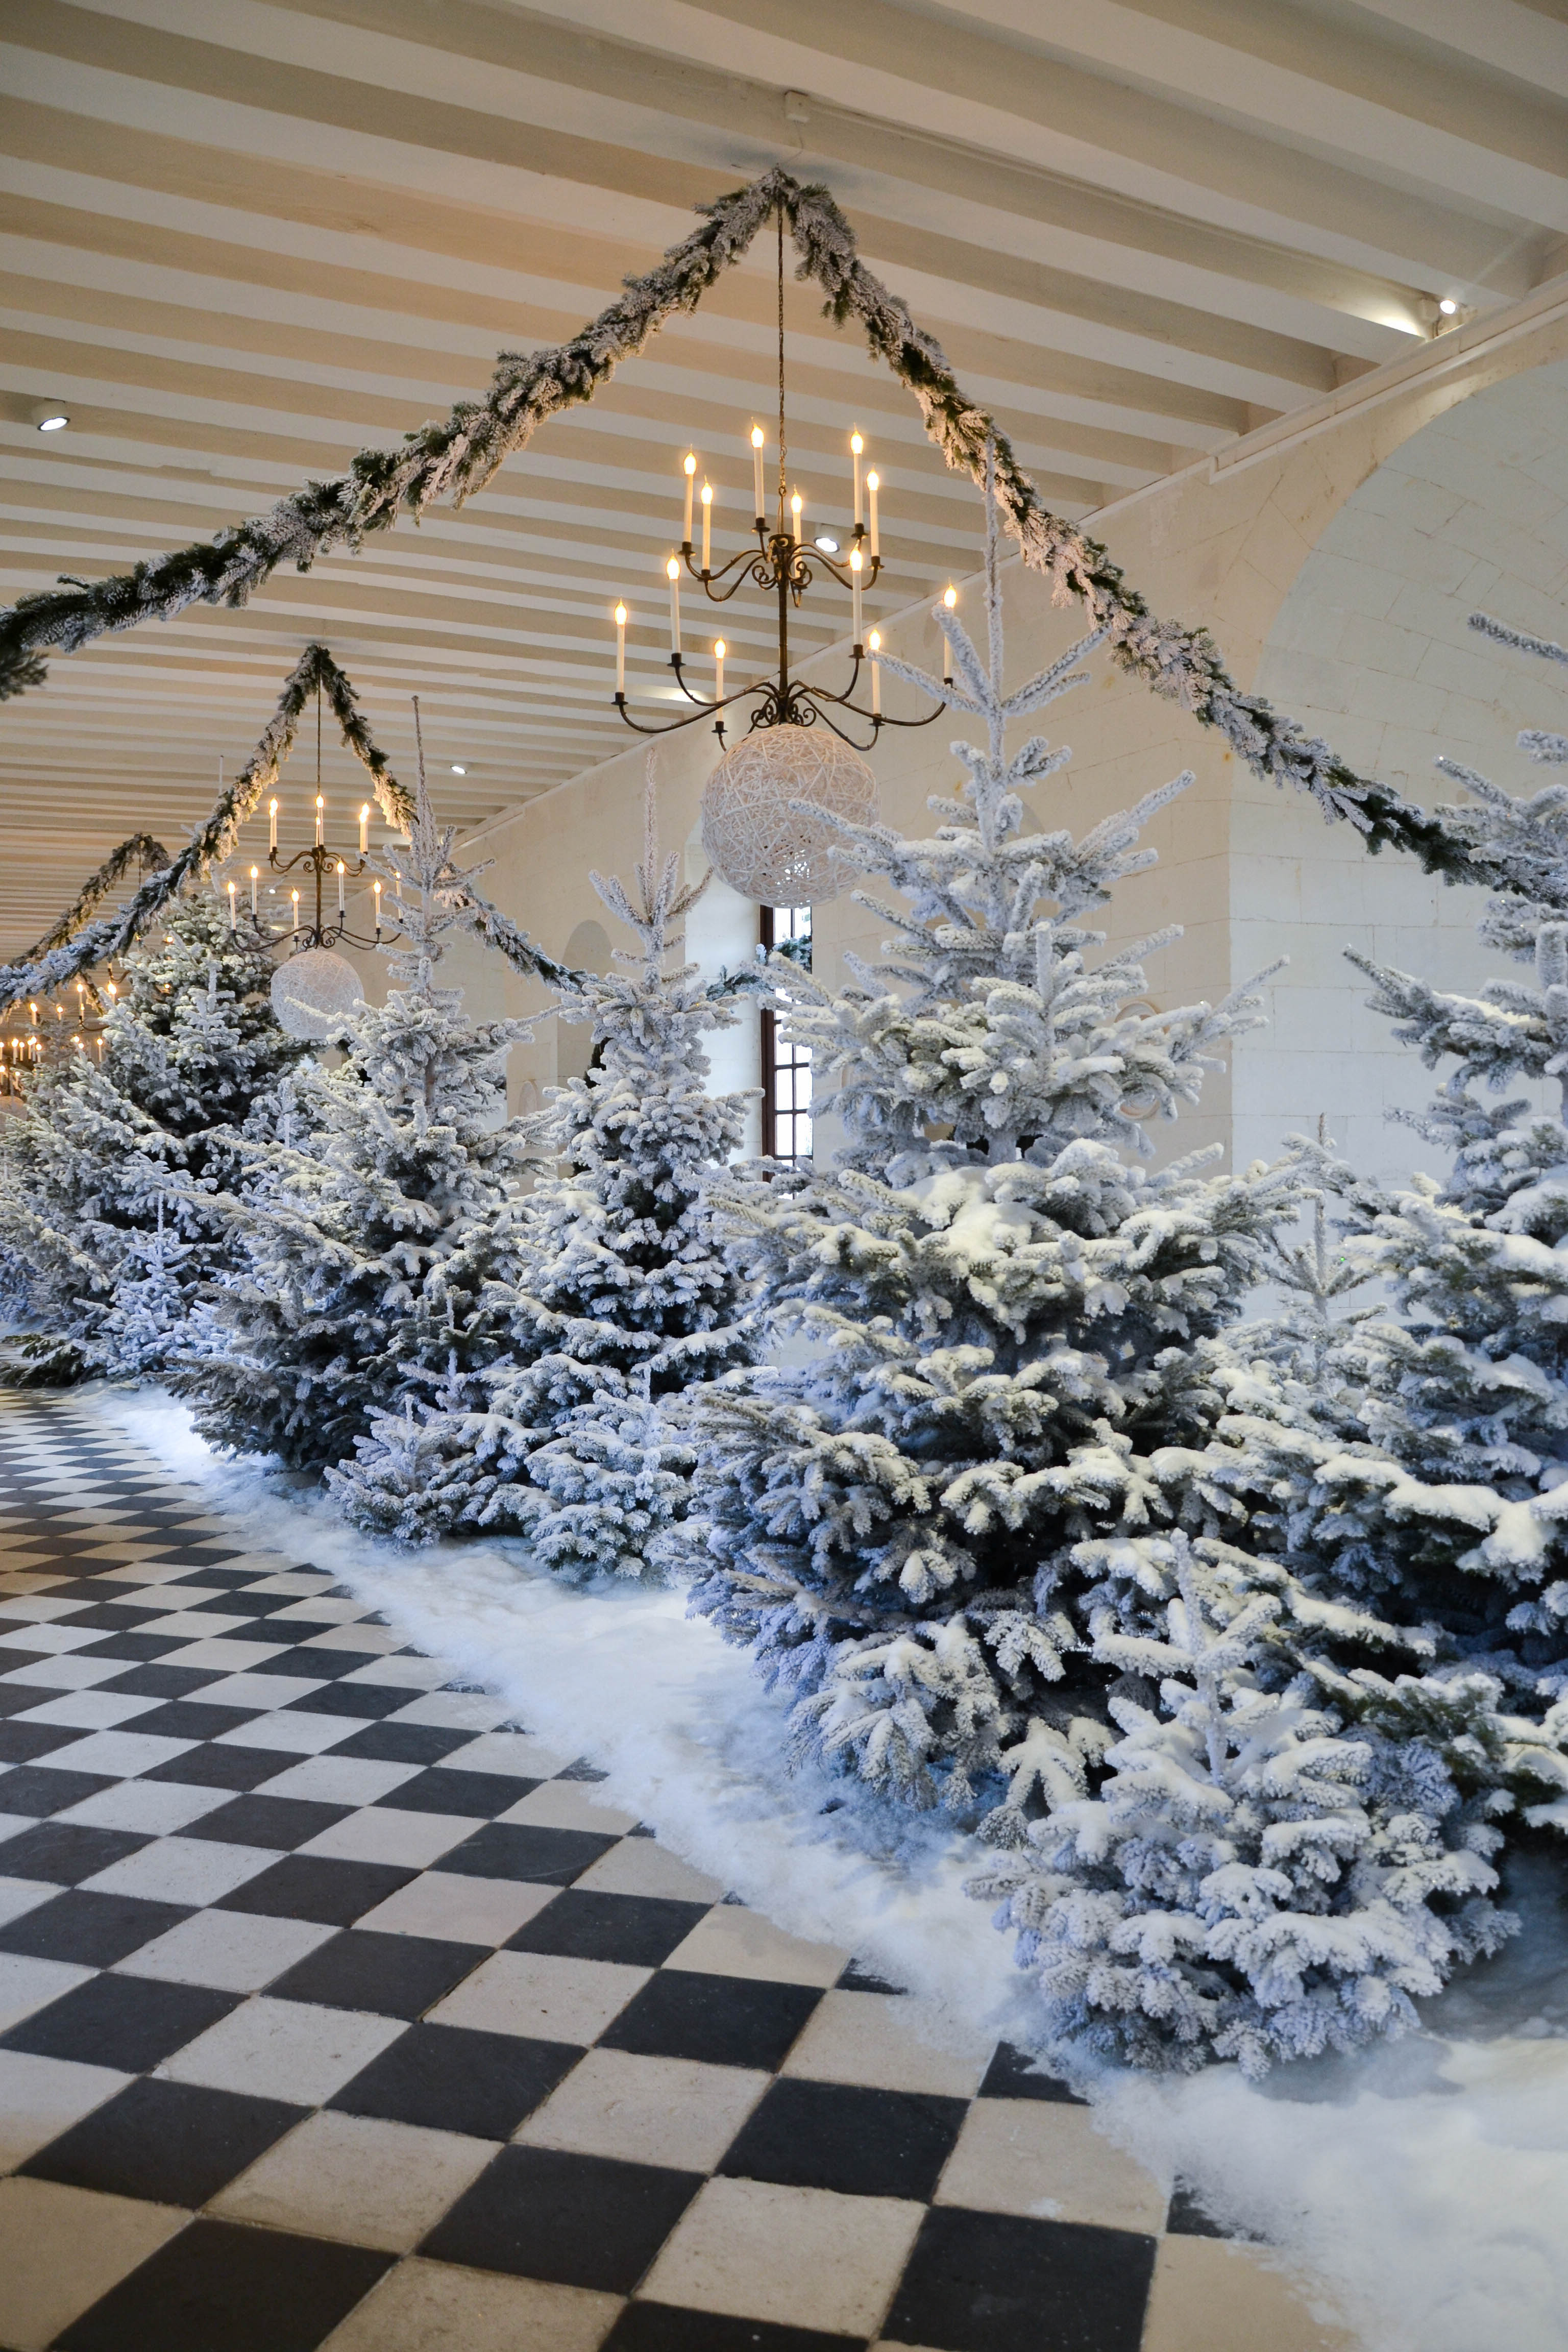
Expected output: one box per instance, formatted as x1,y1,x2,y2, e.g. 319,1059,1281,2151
249,865,258,916
682,450,696,545
314,795,324,847
851,429,863,527
714,638,725,702
700,480,712,572
869,628,881,714
268,797,278,851
866,470,879,559
667,556,681,655
359,803,370,855
790,490,802,541
750,424,765,520
373,878,382,937
943,584,957,685
290,889,300,933
615,602,627,696
227,878,236,928
28,1001,36,1026
106,982,116,1000
337,861,346,914
850,546,864,648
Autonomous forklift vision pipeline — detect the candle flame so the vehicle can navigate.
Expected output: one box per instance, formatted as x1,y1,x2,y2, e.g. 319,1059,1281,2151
683,450,697,475
614,602,627,626
850,430,863,454
943,584,957,607
700,481,713,504
714,639,726,659
750,424,765,449
666,557,679,581
868,629,881,651
850,547,863,572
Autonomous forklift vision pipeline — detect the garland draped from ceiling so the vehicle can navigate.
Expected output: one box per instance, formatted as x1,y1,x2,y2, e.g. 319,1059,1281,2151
0,168,1499,895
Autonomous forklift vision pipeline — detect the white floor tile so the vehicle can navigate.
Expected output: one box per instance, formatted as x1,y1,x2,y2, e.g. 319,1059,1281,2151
0,2049,130,2170
6,1690,162,1730
390,1693,514,1732
574,1841,726,1905
663,1906,847,1990
132,1610,260,1639
0,1656,136,1692
59,1780,233,1835
158,1994,406,2104
299,1807,476,1871
518,2048,769,2172
213,1710,359,1756
34,1730,198,1779
934,2099,1168,2233
211,2110,498,2251
441,1731,568,1778
781,1993,991,2099
428,1950,650,2046
190,1672,329,1710
255,1755,423,1807
353,1872,557,1947
318,2258,620,2351
0,1876,55,1930
641,2176,924,2337
0,1626,104,1656
500,1782,639,1835
305,1623,404,1654
1142,2236,1357,2352
82,1834,280,1906
122,1908,337,1992
0,1954,95,2036
152,1637,282,1672
0,2177,186,2352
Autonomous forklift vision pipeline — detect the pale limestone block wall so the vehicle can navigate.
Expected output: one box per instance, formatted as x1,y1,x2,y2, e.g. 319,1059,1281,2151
406,291,1568,1185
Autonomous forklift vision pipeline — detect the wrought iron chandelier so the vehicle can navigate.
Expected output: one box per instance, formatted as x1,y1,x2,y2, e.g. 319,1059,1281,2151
610,206,952,754
256,686,385,954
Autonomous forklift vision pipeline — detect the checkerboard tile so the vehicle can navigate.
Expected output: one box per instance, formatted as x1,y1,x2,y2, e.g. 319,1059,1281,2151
0,1393,1347,2352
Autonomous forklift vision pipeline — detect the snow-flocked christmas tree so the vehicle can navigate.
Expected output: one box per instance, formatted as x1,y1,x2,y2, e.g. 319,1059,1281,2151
341,758,754,1570
667,448,1307,1814
174,739,538,1478
0,889,303,1383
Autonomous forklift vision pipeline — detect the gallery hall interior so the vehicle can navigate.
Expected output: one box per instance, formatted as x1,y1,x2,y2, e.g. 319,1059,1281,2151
1,4,1566,2348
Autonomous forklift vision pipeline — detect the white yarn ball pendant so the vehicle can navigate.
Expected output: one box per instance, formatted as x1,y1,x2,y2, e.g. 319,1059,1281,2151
700,724,876,905
270,946,363,1040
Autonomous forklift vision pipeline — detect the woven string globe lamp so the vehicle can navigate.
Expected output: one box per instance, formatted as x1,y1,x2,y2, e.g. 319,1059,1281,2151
270,946,363,1041
700,724,875,905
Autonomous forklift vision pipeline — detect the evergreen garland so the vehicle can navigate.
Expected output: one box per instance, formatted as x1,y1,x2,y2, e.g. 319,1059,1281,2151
0,169,1489,887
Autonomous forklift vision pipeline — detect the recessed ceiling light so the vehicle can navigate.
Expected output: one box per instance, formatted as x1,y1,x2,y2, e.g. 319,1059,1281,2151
30,401,68,432
814,532,840,553
1438,297,1458,316
451,763,466,775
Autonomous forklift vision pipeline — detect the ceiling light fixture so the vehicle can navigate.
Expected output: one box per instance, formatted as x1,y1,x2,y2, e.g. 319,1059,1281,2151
450,763,466,775
30,401,69,432
1438,297,1459,316
814,532,840,553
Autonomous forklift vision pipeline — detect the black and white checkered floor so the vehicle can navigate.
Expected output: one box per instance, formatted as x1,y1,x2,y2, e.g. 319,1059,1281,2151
0,1392,1345,2351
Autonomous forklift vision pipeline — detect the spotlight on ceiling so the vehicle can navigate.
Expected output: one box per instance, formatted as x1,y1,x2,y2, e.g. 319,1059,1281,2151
30,400,69,432
450,764,467,775
1438,297,1459,316
814,532,840,554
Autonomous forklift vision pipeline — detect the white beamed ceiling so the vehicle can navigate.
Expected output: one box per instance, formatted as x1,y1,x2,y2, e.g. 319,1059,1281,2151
2,0,1566,951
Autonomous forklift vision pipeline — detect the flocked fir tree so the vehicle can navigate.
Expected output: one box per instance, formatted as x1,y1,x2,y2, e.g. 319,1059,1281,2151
174,749,539,1478
1209,622,1568,1723
343,759,754,1570
0,889,304,1383
666,450,1315,1818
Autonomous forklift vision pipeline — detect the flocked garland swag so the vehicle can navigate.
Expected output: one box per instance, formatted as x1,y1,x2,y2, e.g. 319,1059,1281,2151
0,643,411,1013
0,167,1503,889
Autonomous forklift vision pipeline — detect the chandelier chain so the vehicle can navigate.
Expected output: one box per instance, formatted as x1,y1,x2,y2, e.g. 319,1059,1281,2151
777,205,786,527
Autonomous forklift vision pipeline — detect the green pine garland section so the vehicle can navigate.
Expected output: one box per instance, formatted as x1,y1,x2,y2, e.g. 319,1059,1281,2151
18,832,172,981
0,167,1482,884
0,643,404,1013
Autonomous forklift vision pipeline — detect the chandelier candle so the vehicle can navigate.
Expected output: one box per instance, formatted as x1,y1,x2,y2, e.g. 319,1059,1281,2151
683,451,697,544
851,429,863,525
268,797,278,853
868,628,881,713
337,862,346,915
359,803,370,855
249,866,258,916
615,603,627,696
314,795,324,847
290,890,300,933
851,547,864,648
701,480,713,572
667,557,681,654
866,470,879,559
227,878,236,929
751,425,765,521
373,878,382,936
714,639,725,701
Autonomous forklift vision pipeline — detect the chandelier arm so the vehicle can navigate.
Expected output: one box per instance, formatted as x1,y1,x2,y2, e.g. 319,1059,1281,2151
682,558,778,607
610,695,726,739
679,543,773,592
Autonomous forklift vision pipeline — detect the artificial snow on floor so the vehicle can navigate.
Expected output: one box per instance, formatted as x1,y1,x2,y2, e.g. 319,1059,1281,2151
96,1385,1568,2352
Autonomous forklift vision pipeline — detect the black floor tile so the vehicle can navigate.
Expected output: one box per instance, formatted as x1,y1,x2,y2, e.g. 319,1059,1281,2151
721,2078,966,2202
181,1793,354,1850
142,1742,300,1792
440,1823,618,1884
1164,2184,1261,2240
375,1767,540,1819
246,1645,380,1679
118,1700,261,1742
978,2042,1088,2103
269,1928,489,2020
0,1819,150,1884
603,2309,863,2351
884,2206,1157,2352
558,1759,610,1782
0,1763,118,1816
280,1679,411,1720
0,1708,80,1754
74,1631,195,1662
836,1961,905,1994
156,1567,261,1587
23,2075,307,2206
215,1854,419,1925
421,2143,703,2293
50,1603,167,1630
331,1721,478,1765
55,2216,394,2352
97,1663,227,1700
330,2020,578,2137
187,1590,301,1617
508,1892,710,1968
0,1889,192,1966
2,1972,238,2070
601,1972,822,2073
